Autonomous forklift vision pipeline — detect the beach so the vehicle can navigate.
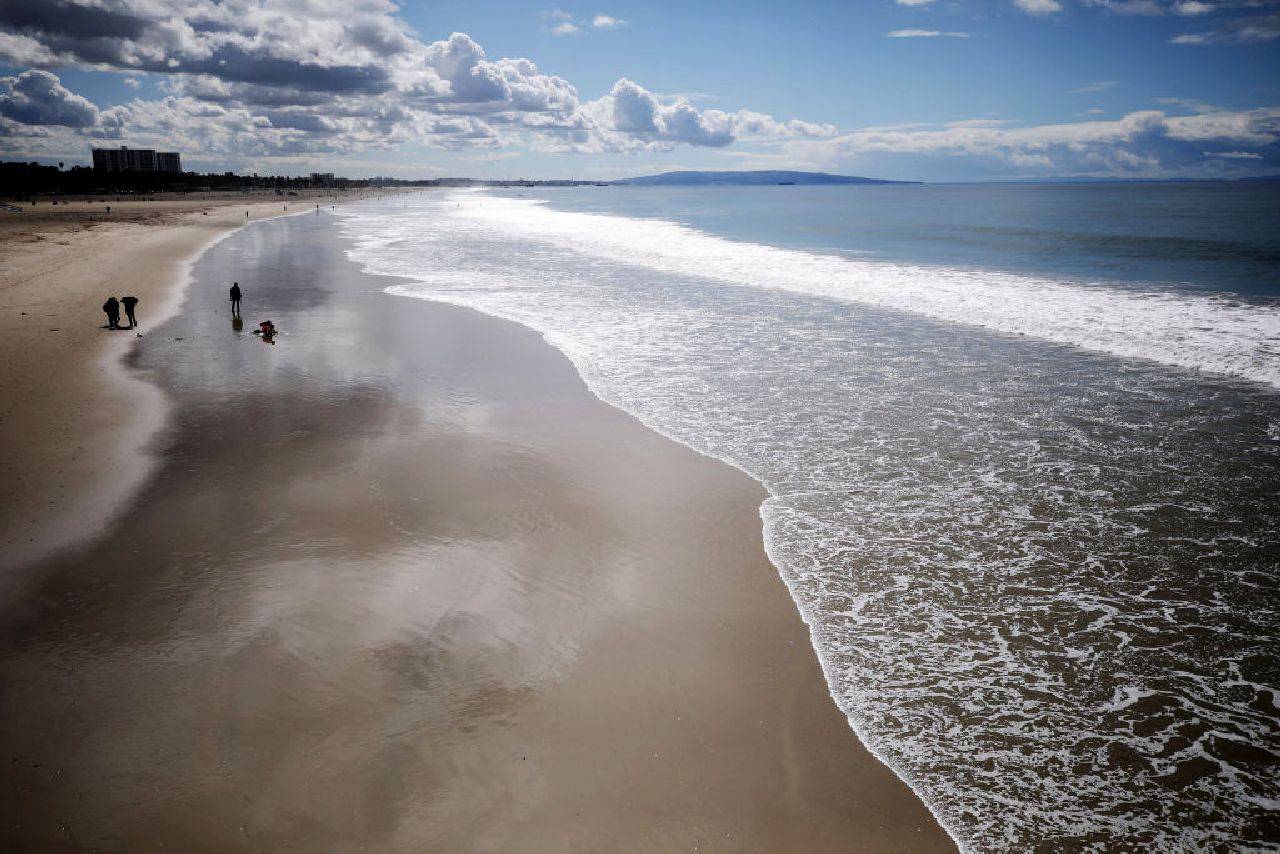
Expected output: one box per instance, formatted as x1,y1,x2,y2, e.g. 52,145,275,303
0,191,385,575
0,208,953,850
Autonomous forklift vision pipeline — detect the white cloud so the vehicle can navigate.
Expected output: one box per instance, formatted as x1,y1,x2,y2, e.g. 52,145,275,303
1013,0,1062,14
783,107,1280,176
887,29,970,37
552,21,581,35
895,0,935,5
0,3,831,164
2,0,1274,177
592,14,627,29
122,76,141,89
1209,150,1261,158
0,69,98,127
1174,1,1214,15
575,78,836,152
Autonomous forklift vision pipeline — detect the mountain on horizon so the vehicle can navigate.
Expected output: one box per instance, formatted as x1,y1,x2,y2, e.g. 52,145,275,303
611,170,918,186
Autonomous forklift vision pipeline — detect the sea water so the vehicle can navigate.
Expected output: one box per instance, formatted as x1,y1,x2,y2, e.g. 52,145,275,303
338,183,1280,851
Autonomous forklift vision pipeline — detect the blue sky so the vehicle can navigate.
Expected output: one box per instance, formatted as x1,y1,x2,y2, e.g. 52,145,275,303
1,0,1278,180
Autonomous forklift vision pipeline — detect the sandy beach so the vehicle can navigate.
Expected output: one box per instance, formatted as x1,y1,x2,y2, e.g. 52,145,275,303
0,190,385,575
0,207,954,850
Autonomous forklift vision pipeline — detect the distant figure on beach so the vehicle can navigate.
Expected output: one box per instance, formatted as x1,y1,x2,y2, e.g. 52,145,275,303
102,296,120,329
121,295,139,328
230,282,242,314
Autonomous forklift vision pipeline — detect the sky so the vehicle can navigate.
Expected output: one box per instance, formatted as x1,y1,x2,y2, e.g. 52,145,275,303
1,0,1278,181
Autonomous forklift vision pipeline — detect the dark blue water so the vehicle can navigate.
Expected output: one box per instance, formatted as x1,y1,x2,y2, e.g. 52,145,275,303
510,182,1280,299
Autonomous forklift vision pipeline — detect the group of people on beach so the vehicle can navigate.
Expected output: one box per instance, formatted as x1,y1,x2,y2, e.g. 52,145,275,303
101,295,139,329
99,281,274,341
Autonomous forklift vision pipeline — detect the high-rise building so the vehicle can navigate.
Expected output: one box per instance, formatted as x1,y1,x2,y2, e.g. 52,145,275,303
92,146,183,173
155,151,182,173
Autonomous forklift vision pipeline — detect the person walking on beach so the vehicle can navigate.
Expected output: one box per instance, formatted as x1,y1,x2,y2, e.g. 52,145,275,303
230,282,242,314
103,296,121,329
121,295,139,328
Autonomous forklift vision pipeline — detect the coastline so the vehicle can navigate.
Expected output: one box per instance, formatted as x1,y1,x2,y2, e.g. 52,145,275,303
0,210,955,850
0,192,391,576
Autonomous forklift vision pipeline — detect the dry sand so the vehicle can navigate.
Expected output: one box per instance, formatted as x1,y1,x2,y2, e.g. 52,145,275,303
0,203,954,851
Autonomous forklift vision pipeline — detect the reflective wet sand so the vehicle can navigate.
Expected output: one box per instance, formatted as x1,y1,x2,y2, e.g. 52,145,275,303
0,212,952,851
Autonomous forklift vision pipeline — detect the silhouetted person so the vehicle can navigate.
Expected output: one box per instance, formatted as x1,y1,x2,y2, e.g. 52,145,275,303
103,296,120,329
230,282,242,314
121,295,139,328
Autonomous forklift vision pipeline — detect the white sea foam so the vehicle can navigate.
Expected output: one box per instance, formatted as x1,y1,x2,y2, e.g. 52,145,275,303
337,191,1280,852
454,193,1280,390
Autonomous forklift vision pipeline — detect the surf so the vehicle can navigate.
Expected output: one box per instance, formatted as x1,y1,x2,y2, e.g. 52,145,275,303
452,192,1280,390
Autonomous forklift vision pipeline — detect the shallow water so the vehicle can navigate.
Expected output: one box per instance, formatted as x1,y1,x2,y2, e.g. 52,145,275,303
341,186,1280,851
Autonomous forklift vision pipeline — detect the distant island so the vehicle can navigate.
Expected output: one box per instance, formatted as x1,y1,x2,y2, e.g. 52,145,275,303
611,170,919,186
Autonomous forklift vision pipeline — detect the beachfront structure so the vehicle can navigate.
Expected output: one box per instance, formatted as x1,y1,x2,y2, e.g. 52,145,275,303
91,146,182,174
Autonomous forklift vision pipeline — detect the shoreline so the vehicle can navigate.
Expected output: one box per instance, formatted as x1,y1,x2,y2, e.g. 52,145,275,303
0,191,400,577
1,209,954,850
356,202,963,849
378,289,964,850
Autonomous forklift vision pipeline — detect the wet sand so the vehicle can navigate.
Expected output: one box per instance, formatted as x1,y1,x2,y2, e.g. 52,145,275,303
0,212,954,851
0,191,391,573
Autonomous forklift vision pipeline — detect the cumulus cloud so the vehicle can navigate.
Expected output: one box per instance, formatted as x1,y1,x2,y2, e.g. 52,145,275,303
573,78,836,152
0,68,98,127
551,22,581,36
0,2,826,164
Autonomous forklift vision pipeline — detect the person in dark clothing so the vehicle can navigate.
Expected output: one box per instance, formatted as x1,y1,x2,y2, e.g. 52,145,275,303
103,296,121,329
230,282,242,314
121,295,139,328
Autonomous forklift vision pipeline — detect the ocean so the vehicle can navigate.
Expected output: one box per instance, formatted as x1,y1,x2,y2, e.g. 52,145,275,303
338,183,1280,851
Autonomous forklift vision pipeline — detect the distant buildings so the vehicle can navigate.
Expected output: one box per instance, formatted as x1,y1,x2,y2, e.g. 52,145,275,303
91,146,183,173
310,172,336,185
